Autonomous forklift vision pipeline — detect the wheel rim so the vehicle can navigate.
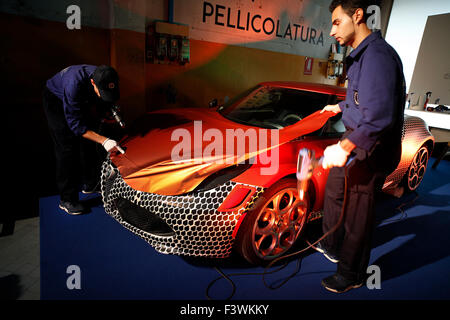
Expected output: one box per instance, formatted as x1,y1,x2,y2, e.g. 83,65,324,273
251,188,308,260
408,146,428,191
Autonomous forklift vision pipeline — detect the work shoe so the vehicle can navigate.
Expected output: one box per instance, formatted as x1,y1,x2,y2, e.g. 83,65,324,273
59,200,85,215
312,241,339,263
321,273,364,293
81,183,100,194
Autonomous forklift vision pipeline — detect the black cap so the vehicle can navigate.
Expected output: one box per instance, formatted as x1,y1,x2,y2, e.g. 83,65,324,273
92,65,120,103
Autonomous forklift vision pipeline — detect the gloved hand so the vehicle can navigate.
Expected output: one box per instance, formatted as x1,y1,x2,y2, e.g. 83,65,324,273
102,138,125,154
320,104,341,114
322,142,350,169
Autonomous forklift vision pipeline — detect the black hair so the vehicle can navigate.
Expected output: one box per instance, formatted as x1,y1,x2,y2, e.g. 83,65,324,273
329,0,381,22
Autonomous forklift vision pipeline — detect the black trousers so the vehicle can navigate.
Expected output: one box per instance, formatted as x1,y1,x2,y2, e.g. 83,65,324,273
321,131,400,281
42,87,100,202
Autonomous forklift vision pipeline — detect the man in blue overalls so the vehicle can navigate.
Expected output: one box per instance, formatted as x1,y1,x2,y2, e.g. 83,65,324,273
43,65,124,215
316,0,405,293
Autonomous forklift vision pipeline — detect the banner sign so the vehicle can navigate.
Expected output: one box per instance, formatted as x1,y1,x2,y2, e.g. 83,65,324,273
174,0,334,59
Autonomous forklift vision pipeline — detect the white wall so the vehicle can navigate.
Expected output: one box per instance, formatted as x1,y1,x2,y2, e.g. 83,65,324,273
385,0,450,91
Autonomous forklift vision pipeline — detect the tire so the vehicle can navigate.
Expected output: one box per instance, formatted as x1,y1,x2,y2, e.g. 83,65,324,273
234,178,309,265
404,145,429,192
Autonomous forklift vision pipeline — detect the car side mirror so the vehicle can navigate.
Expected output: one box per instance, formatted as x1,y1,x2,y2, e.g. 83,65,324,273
209,98,218,108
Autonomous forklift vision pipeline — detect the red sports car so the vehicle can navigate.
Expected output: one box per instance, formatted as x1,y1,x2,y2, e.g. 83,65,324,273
101,82,434,264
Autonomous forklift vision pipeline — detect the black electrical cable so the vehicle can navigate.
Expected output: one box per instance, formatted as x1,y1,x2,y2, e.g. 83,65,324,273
207,267,236,300
88,120,113,194
378,191,418,226
91,116,127,193
205,257,303,300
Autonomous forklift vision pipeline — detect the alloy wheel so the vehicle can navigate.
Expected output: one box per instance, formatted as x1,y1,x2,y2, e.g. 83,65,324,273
407,146,429,191
251,187,308,260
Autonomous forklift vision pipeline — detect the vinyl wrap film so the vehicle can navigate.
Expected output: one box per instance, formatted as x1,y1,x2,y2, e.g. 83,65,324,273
109,109,335,196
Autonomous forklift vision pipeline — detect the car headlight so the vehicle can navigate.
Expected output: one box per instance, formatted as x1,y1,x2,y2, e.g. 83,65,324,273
193,163,252,192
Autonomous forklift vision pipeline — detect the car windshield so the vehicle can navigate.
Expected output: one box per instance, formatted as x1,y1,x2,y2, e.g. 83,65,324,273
218,85,337,129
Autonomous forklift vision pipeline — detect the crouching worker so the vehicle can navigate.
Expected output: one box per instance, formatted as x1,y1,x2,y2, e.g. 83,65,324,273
43,65,125,215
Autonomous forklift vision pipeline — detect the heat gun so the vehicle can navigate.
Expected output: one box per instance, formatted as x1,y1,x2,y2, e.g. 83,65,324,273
296,148,355,201
111,105,125,128
296,149,323,202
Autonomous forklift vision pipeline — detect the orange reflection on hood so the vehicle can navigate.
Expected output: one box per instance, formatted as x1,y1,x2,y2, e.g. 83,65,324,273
110,109,334,195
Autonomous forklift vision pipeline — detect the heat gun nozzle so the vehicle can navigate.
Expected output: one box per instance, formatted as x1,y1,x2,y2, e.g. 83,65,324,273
111,106,125,128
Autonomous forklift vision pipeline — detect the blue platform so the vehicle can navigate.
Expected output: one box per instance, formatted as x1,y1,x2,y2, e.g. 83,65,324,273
40,159,450,300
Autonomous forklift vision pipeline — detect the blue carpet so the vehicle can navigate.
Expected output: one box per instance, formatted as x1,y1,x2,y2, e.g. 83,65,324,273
40,158,450,300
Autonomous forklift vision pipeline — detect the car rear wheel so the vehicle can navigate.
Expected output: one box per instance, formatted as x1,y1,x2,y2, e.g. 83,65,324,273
404,145,429,192
234,178,309,265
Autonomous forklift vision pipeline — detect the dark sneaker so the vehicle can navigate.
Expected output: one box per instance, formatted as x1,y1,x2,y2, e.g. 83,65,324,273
59,200,85,215
82,183,100,194
321,273,364,293
313,241,339,263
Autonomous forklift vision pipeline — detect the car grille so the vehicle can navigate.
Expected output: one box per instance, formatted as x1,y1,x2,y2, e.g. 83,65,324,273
114,198,174,236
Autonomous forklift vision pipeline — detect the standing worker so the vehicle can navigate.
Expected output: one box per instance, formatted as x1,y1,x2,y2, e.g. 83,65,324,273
43,65,125,215
315,0,405,293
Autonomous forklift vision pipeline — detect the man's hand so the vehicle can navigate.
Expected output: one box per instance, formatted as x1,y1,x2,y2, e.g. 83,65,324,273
320,104,341,114
82,130,125,154
102,138,125,154
322,142,350,169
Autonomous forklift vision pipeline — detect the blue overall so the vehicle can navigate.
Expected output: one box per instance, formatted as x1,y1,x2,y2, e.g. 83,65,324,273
43,65,104,202
323,31,406,281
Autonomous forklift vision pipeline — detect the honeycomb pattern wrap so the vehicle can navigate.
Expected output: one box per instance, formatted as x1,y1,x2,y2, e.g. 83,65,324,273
383,115,434,189
101,159,265,258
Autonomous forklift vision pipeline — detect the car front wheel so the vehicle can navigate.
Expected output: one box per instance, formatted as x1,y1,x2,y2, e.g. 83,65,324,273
234,178,309,265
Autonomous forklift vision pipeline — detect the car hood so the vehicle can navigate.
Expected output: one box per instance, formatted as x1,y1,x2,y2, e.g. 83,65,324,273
110,108,334,195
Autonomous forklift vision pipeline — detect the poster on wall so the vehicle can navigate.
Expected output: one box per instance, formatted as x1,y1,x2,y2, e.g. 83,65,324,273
174,0,334,59
304,57,314,75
